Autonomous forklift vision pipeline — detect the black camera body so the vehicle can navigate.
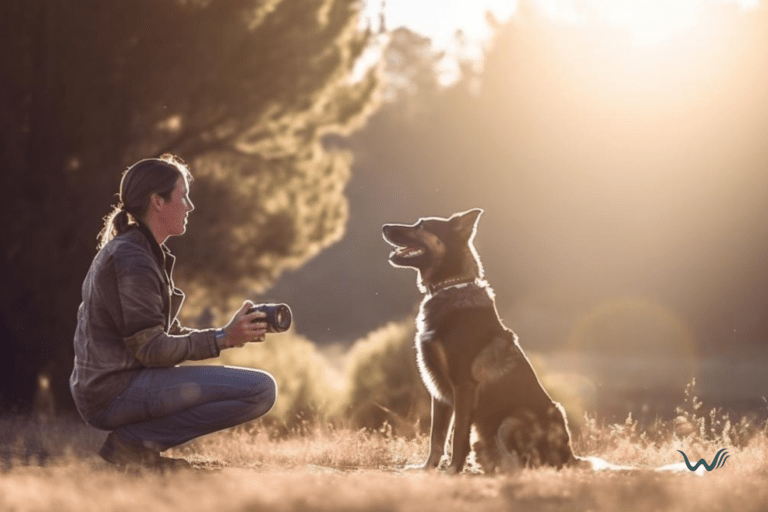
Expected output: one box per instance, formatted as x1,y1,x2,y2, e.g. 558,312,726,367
247,303,292,333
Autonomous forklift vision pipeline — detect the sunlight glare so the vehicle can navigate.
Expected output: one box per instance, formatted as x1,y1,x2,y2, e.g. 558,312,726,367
366,0,518,49
357,0,761,86
359,0,518,85
532,0,761,47
600,0,702,47
535,0,582,25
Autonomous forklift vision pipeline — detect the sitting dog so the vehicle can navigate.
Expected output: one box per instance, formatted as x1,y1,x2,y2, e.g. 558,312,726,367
382,209,574,473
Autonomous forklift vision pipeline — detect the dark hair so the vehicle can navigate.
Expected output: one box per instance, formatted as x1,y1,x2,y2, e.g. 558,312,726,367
97,154,193,249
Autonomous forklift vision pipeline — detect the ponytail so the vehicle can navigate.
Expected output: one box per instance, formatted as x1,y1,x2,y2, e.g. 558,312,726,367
97,206,135,250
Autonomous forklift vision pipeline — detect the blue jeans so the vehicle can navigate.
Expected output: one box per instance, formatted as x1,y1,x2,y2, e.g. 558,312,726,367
90,365,276,451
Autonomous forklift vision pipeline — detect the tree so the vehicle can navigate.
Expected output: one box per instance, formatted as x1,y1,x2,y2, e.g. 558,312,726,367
0,0,381,413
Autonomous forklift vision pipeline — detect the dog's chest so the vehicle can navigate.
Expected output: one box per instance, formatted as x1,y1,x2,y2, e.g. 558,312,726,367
415,334,453,403
414,284,496,403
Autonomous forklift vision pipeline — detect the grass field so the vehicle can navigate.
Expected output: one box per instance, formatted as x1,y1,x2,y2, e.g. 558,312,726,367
2,393,767,512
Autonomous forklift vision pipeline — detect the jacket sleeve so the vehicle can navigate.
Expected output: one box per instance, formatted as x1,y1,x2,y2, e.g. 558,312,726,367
169,318,194,336
114,247,221,366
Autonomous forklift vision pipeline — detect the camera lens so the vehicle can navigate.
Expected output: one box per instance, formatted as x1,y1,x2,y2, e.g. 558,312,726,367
272,304,292,332
249,303,292,333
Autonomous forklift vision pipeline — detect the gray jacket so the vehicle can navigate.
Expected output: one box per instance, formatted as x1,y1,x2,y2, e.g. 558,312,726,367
70,223,222,423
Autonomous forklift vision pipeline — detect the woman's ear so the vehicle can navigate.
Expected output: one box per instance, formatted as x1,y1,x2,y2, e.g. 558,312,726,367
150,193,165,211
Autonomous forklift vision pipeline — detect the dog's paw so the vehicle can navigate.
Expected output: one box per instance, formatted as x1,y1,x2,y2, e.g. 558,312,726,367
404,462,438,472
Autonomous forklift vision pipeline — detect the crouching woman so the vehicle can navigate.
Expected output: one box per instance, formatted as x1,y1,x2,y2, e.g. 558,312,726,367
70,155,276,469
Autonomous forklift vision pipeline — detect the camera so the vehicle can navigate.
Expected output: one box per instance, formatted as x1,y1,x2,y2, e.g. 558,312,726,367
247,303,292,333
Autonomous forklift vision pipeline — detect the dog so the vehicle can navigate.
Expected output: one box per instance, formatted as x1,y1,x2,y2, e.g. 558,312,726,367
382,208,574,474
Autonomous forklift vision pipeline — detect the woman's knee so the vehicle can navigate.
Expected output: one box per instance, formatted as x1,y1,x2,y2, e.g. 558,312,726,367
248,370,277,417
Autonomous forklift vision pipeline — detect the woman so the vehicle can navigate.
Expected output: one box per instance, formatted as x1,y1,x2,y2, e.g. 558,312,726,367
70,155,277,470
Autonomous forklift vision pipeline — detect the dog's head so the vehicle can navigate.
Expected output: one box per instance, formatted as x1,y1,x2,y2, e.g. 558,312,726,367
382,208,484,293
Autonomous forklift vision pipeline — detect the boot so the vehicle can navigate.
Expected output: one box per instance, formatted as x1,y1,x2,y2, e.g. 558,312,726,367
99,432,192,471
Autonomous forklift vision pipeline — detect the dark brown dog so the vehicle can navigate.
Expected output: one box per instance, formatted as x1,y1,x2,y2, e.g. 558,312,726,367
382,209,574,473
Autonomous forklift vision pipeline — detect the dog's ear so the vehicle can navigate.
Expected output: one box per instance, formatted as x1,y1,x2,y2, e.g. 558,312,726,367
451,208,483,240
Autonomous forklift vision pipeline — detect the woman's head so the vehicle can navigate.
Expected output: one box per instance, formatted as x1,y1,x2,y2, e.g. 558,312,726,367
97,154,193,249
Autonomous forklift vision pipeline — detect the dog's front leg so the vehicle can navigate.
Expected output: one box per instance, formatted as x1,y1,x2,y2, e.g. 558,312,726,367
411,396,452,470
447,384,476,474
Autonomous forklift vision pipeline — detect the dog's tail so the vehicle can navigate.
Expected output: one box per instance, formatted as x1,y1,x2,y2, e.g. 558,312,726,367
573,456,706,475
573,455,635,471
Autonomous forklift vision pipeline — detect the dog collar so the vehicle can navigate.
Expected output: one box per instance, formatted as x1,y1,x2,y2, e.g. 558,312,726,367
427,276,478,295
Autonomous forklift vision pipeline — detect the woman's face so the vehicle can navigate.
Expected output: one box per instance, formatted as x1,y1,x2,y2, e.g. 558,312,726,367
159,176,194,237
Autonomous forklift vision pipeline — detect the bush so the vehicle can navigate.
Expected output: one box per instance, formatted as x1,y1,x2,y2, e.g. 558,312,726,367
193,328,341,432
191,318,433,435
341,318,430,434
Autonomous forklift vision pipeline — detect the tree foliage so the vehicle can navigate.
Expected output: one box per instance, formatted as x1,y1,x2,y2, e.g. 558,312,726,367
0,0,381,411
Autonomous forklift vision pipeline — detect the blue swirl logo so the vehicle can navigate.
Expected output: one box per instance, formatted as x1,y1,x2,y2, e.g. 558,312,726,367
677,448,730,471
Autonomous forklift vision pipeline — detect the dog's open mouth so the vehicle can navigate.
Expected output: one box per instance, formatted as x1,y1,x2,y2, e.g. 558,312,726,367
382,224,427,263
391,245,425,259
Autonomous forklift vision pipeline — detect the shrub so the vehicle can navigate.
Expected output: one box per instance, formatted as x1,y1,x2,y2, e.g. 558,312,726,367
341,318,430,434
193,329,341,432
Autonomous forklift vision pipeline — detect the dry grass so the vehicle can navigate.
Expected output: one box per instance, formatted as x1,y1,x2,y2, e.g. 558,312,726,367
1,396,767,512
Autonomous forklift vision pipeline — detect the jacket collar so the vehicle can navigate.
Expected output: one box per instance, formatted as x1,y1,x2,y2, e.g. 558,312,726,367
133,221,176,283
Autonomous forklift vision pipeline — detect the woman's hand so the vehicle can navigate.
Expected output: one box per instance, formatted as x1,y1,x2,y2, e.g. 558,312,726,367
221,301,268,348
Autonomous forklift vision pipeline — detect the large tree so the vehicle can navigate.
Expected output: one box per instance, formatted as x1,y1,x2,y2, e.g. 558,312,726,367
0,0,380,413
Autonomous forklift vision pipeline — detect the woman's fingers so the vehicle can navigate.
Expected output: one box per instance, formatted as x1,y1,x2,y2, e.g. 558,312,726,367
225,301,271,347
